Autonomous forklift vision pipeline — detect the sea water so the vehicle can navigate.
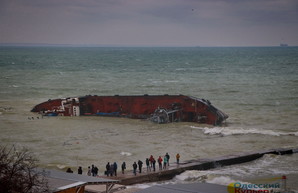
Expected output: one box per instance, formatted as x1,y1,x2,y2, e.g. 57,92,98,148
0,46,298,191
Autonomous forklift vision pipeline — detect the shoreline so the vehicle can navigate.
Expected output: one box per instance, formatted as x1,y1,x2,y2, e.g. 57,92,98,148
111,147,297,185
80,146,298,193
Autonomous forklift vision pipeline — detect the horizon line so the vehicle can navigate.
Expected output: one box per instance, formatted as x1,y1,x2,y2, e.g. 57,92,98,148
0,43,296,48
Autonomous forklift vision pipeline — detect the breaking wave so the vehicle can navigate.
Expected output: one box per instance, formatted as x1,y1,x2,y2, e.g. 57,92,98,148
173,170,247,186
173,154,298,184
175,154,298,181
191,126,298,137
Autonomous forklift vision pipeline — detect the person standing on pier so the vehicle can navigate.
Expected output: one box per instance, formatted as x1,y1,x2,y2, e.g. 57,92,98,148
146,158,151,172
110,163,114,176
176,153,180,165
94,166,98,177
78,166,83,175
163,155,168,169
113,162,118,176
166,153,170,166
133,162,137,176
138,160,143,173
87,166,91,176
121,162,126,174
158,156,163,170
106,162,111,176
91,165,95,176
152,158,156,172
149,155,154,168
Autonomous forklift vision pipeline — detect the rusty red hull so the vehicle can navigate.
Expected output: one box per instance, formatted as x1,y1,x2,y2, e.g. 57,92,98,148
31,95,228,125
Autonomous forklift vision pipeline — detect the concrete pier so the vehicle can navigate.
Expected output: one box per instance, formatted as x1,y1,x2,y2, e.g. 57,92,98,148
101,147,297,186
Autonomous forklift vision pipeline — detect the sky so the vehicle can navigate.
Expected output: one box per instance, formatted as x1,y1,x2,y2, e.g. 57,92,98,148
0,0,297,47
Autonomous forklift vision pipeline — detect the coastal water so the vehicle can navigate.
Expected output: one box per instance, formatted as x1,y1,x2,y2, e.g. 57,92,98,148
0,46,298,191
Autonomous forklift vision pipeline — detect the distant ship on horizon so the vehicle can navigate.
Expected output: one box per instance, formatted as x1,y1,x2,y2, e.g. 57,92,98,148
280,43,288,47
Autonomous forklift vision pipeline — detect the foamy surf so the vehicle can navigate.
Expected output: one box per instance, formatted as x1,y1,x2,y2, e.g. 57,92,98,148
128,154,298,192
174,154,298,182
191,126,298,137
171,154,298,192
120,151,132,156
46,164,66,169
174,170,210,182
173,170,250,187
206,176,240,186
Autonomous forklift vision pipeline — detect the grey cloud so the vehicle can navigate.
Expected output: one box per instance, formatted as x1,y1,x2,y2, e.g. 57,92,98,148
0,0,297,46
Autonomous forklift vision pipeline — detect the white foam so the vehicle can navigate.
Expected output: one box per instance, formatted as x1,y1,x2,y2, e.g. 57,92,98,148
206,176,237,186
175,154,298,183
191,126,298,137
174,170,247,186
174,170,206,181
120,151,132,156
131,184,154,189
56,164,66,169
47,164,66,169
175,68,186,71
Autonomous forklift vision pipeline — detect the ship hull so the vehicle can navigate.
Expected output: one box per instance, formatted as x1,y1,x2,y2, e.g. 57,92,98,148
31,95,228,125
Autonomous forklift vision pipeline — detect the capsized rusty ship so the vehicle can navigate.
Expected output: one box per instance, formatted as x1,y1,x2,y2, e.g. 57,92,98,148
31,95,228,125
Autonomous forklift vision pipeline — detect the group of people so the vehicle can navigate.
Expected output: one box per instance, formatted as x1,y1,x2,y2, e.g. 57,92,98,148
104,162,127,177
86,165,99,176
67,153,181,177
105,162,116,176
130,152,181,176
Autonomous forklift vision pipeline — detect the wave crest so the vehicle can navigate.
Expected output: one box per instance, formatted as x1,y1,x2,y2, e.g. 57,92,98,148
191,126,298,137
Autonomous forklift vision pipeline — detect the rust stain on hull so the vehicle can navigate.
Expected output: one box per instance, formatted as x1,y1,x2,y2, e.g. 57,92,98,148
31,95,228,125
